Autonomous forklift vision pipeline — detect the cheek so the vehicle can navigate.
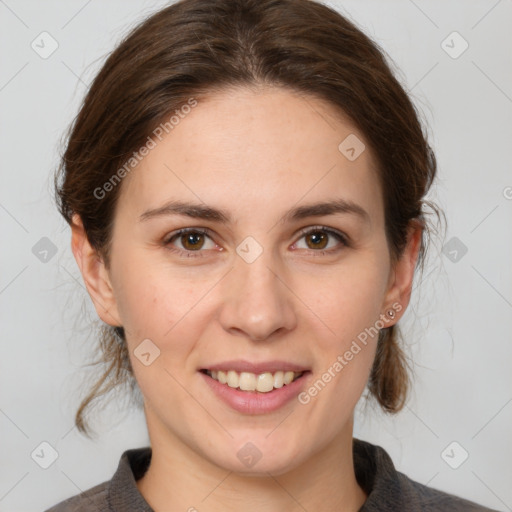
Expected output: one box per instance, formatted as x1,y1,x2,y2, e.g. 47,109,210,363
305,263,387,349
298,261,386,403
111,249,204,340
117,268,209,408
298,276,382,420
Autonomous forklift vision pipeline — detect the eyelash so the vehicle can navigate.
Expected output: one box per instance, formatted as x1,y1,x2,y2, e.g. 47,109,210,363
163,226,349,259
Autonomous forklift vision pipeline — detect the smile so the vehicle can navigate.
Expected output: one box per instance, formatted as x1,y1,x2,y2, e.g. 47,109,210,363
200,368,310,414
202,369,304,393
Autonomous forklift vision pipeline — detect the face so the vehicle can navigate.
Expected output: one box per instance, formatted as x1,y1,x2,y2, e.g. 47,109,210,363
74,86,419,475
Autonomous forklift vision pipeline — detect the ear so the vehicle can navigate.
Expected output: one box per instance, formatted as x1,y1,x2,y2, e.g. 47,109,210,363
70,213,122,328
382,221,423,324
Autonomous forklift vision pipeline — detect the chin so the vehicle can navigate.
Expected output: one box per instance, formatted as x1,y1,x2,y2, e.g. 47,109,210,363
204,439,305,477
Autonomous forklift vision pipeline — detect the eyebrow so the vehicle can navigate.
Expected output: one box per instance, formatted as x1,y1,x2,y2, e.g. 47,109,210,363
139,198,370,225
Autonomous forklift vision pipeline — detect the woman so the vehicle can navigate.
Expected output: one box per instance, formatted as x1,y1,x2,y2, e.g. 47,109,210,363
46,0,498,510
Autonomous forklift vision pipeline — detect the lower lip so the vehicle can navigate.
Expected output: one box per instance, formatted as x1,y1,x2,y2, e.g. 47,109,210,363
200,371,310,414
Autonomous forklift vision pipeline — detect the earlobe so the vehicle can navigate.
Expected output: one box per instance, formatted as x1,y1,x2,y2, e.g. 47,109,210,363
70,214,122,328
382,222,423,324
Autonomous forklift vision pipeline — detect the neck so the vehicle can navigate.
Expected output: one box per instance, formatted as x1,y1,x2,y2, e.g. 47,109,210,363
136,414,367,512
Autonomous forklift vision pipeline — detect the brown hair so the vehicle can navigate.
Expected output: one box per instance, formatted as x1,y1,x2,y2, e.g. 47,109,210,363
54,0,444,437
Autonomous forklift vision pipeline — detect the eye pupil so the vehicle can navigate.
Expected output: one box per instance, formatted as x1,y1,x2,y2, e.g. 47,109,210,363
182,233,204,250
306,231,328,250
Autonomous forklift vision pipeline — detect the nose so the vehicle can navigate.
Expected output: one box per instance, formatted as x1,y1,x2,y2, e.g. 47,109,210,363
218,250,297,342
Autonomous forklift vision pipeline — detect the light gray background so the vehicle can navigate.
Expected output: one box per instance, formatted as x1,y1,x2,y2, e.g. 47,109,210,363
1,1,511,511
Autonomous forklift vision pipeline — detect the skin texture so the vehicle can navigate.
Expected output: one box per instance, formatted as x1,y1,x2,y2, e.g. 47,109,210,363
71,86,422,511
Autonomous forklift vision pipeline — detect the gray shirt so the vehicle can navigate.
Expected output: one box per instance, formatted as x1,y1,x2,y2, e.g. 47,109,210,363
44,438,500,511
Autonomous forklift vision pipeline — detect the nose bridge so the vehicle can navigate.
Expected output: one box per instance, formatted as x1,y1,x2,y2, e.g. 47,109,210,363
219,239,296,339
237,248,280,297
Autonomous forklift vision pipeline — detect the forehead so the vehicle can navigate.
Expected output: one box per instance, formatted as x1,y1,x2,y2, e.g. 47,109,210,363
117,86,384,228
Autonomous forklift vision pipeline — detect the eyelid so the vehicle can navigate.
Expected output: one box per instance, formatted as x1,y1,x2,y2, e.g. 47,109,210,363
295,225,348,244
164,227,214,242
163,227,217,249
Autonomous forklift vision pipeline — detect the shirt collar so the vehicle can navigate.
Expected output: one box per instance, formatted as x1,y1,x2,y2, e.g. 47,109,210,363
108,446,154,511
353,437,408,511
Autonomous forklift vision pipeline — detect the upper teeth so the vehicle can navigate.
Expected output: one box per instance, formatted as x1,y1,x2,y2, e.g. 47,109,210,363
206,370,303,393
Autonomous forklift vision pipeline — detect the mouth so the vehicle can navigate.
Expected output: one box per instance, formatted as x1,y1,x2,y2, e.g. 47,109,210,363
200,369,307,393
199,361,312,414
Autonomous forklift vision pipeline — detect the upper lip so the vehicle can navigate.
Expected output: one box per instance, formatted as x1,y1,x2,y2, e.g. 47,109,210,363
201,360,310,374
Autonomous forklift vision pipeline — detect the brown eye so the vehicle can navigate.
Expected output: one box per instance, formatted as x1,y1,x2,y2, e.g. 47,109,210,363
180,232,205,250
304,230,329,250
165,228,216,256
294,227,348,253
